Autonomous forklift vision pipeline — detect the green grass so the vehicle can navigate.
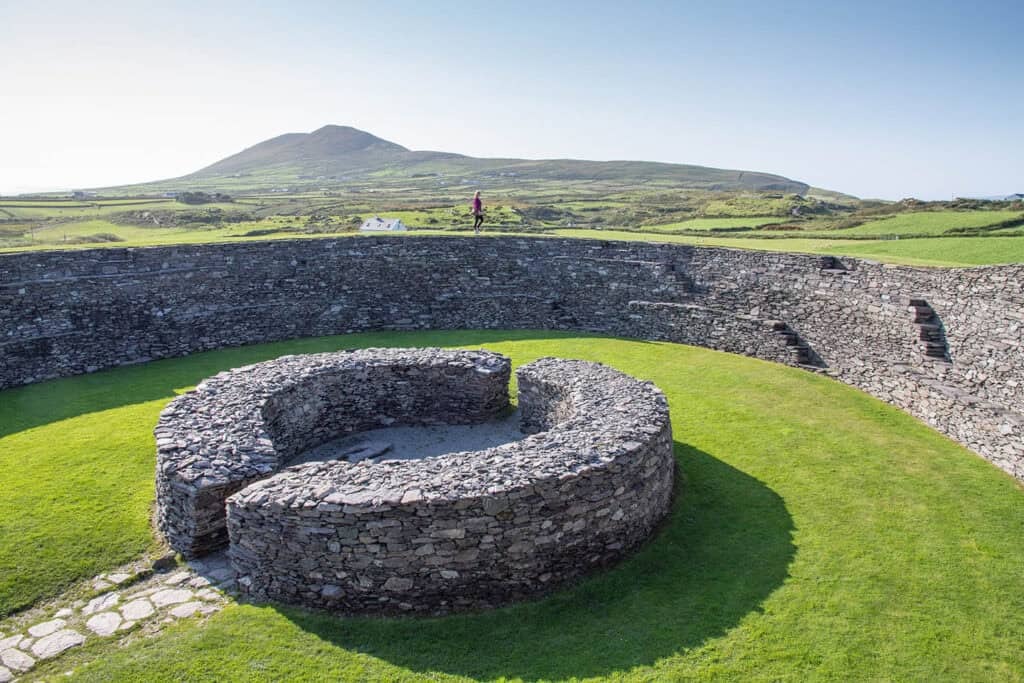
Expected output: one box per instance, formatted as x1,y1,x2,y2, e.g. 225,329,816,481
639,217,789,232
0,200,182,220
551,229,1024,266
805,210,1023,237
3,331,1024,680
701,196,797,216
809,235,1024,266
0,220,319,252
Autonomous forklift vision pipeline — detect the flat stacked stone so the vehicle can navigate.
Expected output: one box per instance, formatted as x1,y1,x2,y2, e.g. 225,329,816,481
155,348,512,557
227,356,674,615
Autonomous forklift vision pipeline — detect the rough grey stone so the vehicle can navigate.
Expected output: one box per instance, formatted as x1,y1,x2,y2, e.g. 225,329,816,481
169,602,203,619
0,648,34,673
82,592,119,616
0,238,1019,483
85,612,122,637
163,571,191,586
150,589,193,608
27,619,64,638
212,353,675,616
0,239,1020,531
30,630,84,660
119,599,155,621
155,347,511,558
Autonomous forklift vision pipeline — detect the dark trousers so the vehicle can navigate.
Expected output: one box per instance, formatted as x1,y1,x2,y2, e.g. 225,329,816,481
473,213,484,229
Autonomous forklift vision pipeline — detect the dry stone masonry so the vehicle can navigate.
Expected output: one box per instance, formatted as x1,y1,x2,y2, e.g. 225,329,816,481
155,348,511,557
154,347,674,614
1,235,1021,479
227,355,674,614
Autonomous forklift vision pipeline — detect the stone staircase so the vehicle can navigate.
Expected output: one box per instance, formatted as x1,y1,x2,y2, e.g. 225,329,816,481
767,320,819,368
908,298,950,361
819,256,850,275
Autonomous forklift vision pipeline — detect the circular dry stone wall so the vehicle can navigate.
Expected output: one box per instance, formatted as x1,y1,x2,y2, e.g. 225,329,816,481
226,356,675,615
155,348,512,557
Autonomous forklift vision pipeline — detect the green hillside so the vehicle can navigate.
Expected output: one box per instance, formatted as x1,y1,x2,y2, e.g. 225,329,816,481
105,125,810,195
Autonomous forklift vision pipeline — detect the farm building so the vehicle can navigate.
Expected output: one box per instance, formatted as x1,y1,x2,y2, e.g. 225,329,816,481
359,216,407,232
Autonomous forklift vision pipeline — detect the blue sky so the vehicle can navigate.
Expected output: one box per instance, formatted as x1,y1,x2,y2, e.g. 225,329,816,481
2,0,1021,198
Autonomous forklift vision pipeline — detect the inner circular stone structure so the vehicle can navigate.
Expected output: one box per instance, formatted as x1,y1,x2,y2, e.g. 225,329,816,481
155,347,674,615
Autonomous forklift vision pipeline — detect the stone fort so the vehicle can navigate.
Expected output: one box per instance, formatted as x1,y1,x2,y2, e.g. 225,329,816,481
2,235,1021,483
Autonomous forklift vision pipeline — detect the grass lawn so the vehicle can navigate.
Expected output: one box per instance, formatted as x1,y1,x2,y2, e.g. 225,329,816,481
3,331,1024,680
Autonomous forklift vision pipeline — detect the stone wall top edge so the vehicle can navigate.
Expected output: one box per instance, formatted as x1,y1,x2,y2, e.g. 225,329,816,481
1,235,1021,277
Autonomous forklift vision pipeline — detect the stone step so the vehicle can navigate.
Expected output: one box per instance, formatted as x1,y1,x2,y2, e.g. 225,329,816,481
911,309,935,324
797,363,827,373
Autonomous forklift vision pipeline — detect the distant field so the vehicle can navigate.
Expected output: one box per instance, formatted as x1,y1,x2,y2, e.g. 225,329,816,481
0,198,166,207
0,199,210,220
0,219,318,251
701,196,796,216
806,210,1022,237
640,217,788,232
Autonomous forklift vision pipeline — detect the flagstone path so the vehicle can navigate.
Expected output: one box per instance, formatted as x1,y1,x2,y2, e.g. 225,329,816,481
0,553,236,681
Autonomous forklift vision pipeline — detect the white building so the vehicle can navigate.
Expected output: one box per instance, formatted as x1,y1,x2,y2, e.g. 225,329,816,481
359,216,407,232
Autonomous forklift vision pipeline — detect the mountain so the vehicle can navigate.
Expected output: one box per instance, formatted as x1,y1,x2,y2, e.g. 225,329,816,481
193,125,440,177
126,125,811,194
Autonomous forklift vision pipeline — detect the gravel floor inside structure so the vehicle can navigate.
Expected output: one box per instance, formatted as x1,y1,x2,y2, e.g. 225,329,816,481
291,410,526,466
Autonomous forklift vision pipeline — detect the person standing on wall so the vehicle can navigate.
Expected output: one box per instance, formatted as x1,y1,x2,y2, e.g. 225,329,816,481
471,191,484,234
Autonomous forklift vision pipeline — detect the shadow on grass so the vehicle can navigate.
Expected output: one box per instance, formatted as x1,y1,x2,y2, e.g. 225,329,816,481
276,443,795,681
0,328,624,439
